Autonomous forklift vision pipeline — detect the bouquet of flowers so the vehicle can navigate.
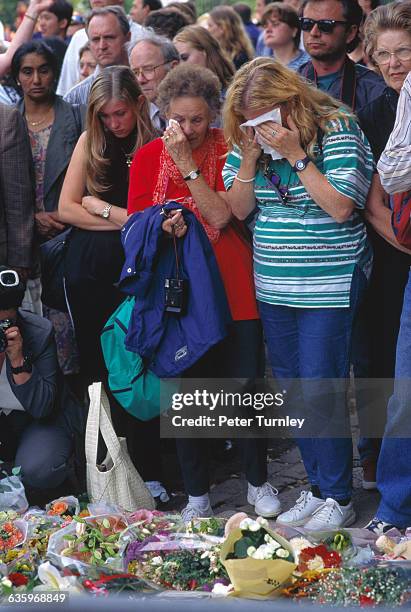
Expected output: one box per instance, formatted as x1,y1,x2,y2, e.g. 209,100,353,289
0,520,27,552
220,517,296,596
48,515,128,569
46,497,80,520
25,511,63,559
285,566,411,606
125,532,229,592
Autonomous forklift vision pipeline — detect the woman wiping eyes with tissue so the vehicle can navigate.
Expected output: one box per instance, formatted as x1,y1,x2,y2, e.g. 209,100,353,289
222,58,373,532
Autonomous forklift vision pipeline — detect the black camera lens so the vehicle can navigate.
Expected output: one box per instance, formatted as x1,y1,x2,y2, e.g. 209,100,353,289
0,329,7,352
0,271,17,286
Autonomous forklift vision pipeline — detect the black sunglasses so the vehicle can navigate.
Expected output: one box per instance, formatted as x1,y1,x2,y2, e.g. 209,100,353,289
299,17,348,33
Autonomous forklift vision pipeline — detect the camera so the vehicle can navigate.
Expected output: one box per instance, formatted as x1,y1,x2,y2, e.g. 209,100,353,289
165,278,188,315
0,318,15,352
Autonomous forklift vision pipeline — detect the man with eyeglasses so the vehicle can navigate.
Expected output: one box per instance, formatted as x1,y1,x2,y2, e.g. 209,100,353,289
130,31,179,131
298,0,385,111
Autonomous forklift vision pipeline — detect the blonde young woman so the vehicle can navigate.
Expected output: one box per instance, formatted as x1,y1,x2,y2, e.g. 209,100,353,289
59,66,154,385
174,25,235,93
208,6,254,69
222,58,373,531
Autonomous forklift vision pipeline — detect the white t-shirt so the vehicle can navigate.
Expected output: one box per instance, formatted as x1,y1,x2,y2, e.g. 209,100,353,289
0,363,24,416
57,20,147,96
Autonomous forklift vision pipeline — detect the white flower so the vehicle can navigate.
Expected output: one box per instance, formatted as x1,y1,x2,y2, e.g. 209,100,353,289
256,517,269,527
306,555,324,571
75,522,86,537
264,534,280,549
276,548,290,559
141,528,151,535
290,537,312,558
252,545,273,560
212,582,234,596
36,562,82,593
1,578,12,588
247,546,256,557
201,551,210,559
151,556,163,565
248,521,262,532
239,518,254,530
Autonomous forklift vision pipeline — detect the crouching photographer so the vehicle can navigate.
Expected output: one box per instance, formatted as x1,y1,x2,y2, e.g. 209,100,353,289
0,266,74,500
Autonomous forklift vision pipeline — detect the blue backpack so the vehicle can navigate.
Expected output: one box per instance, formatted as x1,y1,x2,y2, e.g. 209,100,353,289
101,297,176,421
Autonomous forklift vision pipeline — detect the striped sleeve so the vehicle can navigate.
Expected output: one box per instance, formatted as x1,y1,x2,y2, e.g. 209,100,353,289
222,147,242,191
322,117,374,210
377,73,411,194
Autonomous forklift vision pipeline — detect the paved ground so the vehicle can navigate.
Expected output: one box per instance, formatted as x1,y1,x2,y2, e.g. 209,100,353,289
209,443,380,528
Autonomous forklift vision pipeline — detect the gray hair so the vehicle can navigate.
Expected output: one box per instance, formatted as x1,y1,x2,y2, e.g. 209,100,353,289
157,64,221,118
86,6,130,36
130,29,180,66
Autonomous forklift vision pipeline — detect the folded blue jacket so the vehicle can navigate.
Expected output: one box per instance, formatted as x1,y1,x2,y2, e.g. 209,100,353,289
119,202,232,377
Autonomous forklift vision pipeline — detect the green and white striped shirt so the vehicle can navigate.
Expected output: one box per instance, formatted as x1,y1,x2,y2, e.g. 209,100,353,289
223,116,373,308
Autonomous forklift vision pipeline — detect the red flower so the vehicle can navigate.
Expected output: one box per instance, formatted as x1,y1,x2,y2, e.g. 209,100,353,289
188,579,198,590
359,595,375,607
8,573,29,586
298,545,342,572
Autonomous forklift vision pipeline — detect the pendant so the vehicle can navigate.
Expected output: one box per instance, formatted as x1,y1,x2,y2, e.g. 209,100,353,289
125,155,133,169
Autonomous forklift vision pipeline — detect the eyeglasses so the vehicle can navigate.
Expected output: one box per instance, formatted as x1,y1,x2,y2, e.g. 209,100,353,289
299,17,348,33
0,270,19,288
373,47,411,65
132,61,169,79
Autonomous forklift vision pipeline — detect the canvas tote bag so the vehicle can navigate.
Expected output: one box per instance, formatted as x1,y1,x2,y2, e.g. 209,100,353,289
85,382,155,512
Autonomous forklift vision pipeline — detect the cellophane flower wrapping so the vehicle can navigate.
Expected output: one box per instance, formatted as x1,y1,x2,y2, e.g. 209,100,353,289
125,530,229,592
47,514,128,572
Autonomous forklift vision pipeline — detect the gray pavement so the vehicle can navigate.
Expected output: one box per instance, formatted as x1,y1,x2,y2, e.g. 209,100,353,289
210,443,380,528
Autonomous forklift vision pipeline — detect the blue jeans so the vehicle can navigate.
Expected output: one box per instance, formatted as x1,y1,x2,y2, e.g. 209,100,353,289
259,266,367,500
377,269,411,527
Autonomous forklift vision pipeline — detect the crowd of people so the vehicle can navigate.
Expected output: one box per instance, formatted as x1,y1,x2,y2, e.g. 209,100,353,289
0,0,411,536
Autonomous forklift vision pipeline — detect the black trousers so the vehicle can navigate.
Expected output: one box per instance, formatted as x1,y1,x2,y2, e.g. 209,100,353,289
176,319,267,496
0,411,73,491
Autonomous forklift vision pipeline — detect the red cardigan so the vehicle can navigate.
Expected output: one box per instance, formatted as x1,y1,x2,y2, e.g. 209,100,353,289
128,135,258,321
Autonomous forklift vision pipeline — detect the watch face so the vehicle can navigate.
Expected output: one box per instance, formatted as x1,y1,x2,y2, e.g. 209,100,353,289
189,171,197,180
102,210,109,218
296,160,306,171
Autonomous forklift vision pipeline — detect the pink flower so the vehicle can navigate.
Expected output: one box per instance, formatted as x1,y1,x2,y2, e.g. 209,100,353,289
128,509,163,524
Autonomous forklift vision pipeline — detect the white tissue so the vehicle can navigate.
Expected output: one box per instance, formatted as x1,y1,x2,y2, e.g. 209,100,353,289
240,108,283,160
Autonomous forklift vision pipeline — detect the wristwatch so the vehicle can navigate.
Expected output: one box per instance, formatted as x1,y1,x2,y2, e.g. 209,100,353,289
183,168,201,181
10,355,32,375
292,157,311,172
100,204,112,219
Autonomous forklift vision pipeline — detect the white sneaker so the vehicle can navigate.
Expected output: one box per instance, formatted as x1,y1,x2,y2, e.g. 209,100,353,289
181,501,213,523
304,498,356,531
276,491,324,527
247,482,281,517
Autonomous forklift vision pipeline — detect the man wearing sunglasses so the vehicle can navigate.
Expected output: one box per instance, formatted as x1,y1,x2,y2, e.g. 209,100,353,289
298,0,385,111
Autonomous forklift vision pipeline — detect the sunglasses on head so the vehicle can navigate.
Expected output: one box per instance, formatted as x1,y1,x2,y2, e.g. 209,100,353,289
299,17,348,33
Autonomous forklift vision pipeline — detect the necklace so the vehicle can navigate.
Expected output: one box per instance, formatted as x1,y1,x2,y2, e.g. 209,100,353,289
121,148,134,169
25,105,53,128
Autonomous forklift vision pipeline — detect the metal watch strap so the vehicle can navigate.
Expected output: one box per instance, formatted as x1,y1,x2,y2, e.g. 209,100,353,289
183,168,201,181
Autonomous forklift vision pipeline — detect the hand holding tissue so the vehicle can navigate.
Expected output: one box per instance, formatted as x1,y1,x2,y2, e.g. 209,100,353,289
240,108,284,161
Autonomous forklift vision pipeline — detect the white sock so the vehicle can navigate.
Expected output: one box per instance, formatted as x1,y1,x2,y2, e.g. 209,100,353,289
248,482,264,493
188,493,210,509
